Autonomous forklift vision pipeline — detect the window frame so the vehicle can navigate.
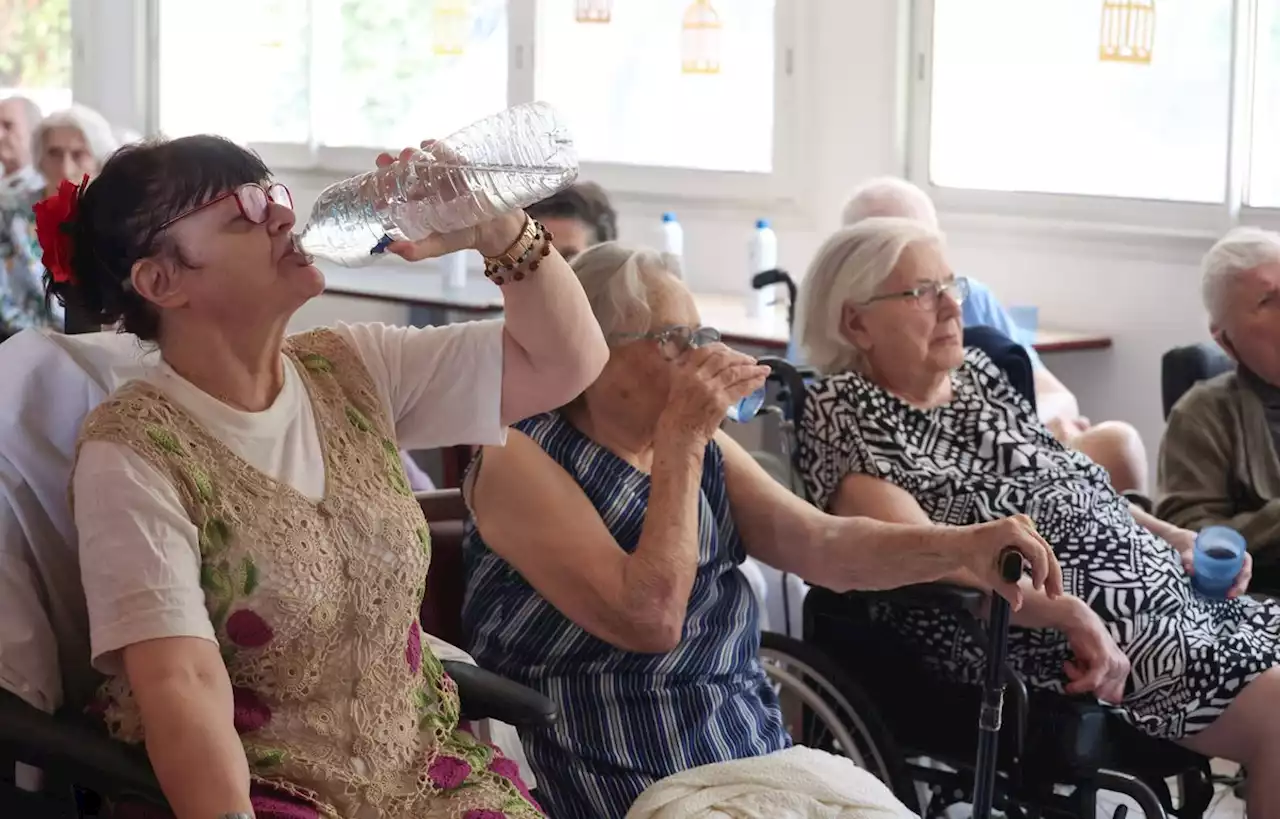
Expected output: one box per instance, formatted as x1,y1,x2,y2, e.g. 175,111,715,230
907,0,1280,237
120,0,802,209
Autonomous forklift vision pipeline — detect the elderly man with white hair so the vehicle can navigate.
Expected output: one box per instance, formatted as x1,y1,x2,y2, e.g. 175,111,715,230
839,176,1150,495
1158,227,1280,564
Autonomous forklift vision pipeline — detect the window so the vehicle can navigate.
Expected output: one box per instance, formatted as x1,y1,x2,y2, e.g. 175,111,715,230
157,0,311,145
0,0,73,113
157,0,507,152
922,0,1235,203
1248,0,1280,206
534,0,776,173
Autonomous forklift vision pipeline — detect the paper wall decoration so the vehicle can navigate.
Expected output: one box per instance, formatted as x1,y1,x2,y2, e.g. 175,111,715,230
576,0,613,23
681,0,722,74
1100,0,1155,64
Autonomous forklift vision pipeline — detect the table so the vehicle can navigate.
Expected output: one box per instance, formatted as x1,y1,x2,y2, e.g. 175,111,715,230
321,264,502,316
685,294,1112,354
321,267,1113,354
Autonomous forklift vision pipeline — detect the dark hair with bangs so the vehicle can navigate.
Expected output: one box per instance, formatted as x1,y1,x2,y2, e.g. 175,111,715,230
44,134,271,340
527,181,618,245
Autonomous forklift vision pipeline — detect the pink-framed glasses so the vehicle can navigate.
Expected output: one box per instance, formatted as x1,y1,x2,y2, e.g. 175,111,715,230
157,182,294,231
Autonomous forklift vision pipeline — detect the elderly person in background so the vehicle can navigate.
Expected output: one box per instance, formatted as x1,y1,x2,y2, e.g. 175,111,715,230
795,216,1280,816
526,180,618,259
1158,227,1280,566
460,240,1061,819
1,104,120,336
840,176,1150,495
0,94,42,192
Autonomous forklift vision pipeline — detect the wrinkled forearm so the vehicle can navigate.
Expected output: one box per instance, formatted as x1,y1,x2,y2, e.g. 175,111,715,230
943,569,1088,630
803,516,971,592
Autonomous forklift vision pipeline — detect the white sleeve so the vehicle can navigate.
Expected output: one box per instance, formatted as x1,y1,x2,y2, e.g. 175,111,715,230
74,441,216,676
331,321,507,450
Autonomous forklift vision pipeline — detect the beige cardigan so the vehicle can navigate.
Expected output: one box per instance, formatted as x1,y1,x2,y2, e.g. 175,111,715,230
1157,370,1280,561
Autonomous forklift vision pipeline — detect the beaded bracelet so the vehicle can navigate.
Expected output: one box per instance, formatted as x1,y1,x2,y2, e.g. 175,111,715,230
482,217,554,286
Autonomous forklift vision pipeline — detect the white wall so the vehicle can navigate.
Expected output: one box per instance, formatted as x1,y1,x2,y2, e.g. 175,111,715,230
273,0,1207,481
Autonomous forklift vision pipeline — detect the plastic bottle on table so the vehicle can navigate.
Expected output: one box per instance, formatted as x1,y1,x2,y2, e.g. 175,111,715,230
296,101,579,267
746,218,777,318
661,212,684,258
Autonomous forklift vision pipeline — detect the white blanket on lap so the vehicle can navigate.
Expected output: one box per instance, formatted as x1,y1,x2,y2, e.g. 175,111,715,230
625,747,919,819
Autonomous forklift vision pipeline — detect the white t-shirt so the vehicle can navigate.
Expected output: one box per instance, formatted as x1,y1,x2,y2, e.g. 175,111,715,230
74,320,506,674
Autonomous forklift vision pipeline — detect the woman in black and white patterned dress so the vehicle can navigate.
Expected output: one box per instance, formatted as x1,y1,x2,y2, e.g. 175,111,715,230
793,216,1280,815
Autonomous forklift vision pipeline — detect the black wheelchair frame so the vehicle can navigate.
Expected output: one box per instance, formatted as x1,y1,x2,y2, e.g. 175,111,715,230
756,352,1216,819
0,663,558,817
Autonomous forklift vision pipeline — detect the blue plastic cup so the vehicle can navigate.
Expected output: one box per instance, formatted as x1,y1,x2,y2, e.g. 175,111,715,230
726,387,767,423
1191,526,1246,599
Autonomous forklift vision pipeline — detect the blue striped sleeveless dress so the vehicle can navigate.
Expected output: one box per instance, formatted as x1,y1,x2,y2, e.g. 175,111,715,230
461,412,790,819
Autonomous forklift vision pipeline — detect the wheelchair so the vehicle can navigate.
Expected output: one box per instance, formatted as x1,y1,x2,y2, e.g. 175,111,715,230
0,329,559,817
748,328,1218,819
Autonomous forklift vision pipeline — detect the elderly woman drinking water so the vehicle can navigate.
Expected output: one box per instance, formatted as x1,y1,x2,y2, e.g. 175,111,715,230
460,240,1062,819
46,134,607,818
794,216,1280,817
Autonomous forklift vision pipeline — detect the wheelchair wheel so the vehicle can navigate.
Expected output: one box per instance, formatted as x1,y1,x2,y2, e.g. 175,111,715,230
759,631,919,810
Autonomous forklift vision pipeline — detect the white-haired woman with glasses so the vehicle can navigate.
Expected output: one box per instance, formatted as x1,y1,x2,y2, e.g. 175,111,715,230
0,103,120,336
794,217,1280,816
459,240,1062,819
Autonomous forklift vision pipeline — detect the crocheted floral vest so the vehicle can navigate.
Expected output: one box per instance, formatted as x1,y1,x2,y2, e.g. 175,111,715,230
76,329,541,819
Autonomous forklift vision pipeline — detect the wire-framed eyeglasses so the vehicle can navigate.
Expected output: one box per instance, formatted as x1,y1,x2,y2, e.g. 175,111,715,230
157,182,294,232
860,276,970,311
611,324,724,360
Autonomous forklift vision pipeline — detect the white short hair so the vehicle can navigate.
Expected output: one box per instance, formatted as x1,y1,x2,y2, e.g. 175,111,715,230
1201,227,1280,326
841,176,939,228
570,241,683,338
796,217,945,374
32,104,120,167
0,94,42,135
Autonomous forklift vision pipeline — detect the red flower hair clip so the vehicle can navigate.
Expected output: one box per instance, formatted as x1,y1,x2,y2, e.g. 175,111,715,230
32,174,89,286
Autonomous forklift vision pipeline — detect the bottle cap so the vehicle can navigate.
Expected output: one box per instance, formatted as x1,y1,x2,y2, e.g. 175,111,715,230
755,218,770,229
663,212,678,222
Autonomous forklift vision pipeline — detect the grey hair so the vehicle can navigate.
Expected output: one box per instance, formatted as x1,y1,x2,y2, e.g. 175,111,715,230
31,104,120,168
796,217,945,374
569,241,683,337
841,176,939,228
1201,227,1280,326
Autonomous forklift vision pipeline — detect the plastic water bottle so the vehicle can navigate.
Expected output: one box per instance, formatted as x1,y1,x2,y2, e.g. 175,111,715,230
746,218,777,318
661,212,684,258
297,101,578,267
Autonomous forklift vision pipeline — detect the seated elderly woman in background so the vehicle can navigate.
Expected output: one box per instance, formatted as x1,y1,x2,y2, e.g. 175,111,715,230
840,176,1150,495
460,241,1061,819
1,104,119,336
52,134,607,818
794,216,1280,816
1158,227,1280,569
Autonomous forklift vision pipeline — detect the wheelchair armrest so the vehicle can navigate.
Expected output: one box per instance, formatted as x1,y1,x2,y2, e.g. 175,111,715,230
1122,491,1154,514
0,688,161,801
855,582,987,620
442,661,559,728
